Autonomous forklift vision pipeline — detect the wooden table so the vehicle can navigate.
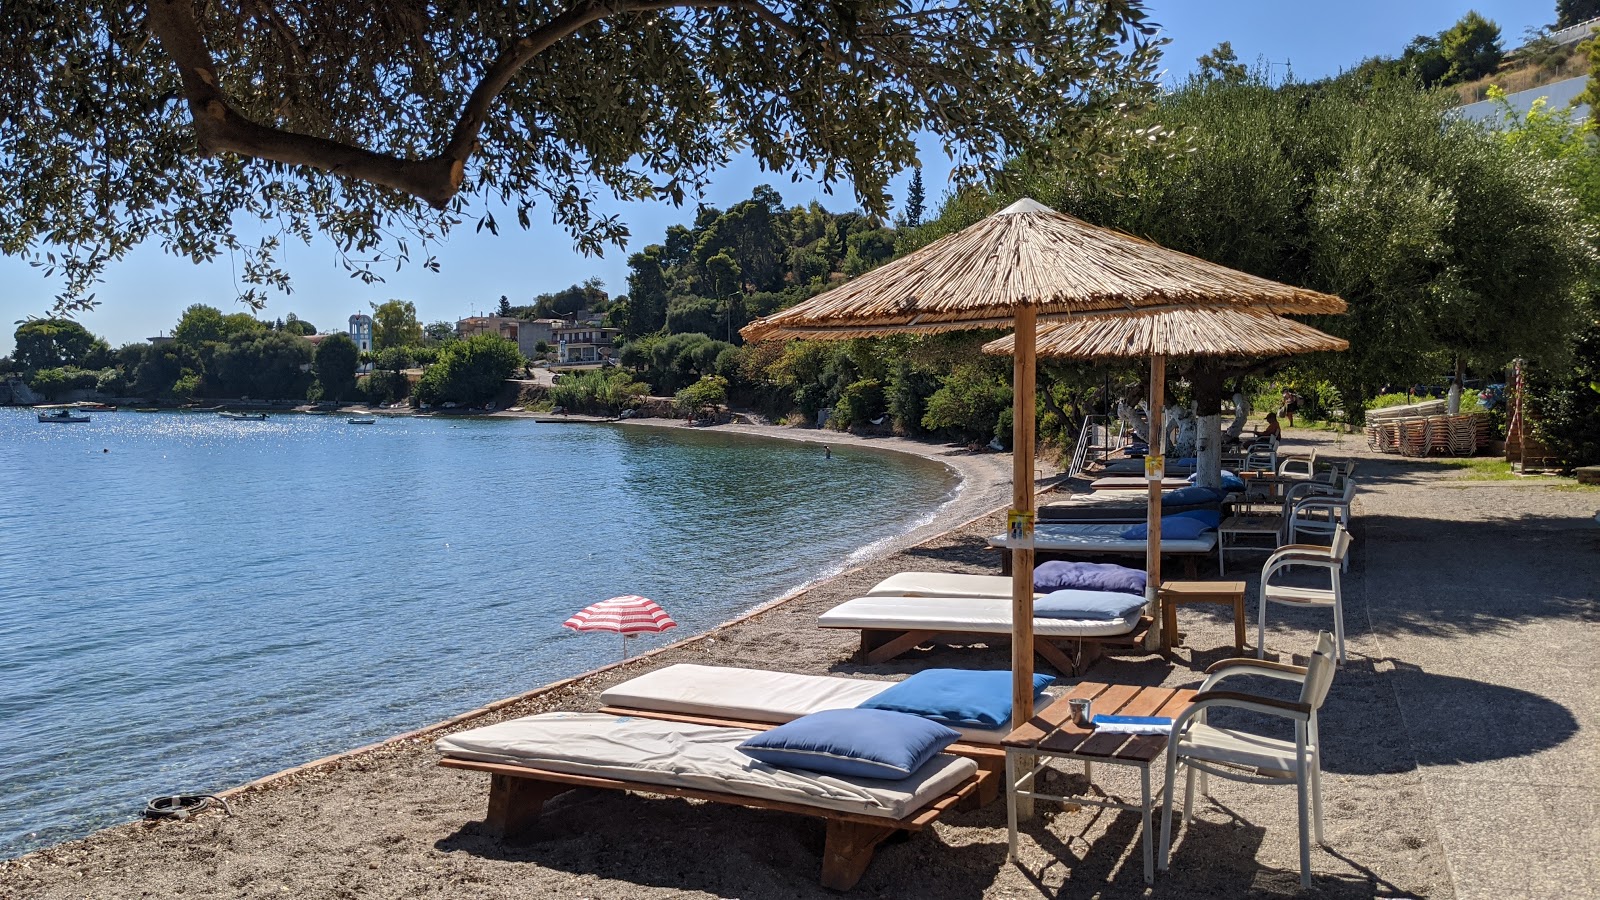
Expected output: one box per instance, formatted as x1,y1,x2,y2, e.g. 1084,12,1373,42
1159,580,1247,653
1004,683,1197,884
1090,475,1192,492
1217,514,1283,574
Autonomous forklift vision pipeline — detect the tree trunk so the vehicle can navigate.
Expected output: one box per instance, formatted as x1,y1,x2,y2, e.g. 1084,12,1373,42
1448,355,1463,415
1189,365,1228,491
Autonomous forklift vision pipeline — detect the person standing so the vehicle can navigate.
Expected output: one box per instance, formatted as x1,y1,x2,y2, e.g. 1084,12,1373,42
1280,389,1300,427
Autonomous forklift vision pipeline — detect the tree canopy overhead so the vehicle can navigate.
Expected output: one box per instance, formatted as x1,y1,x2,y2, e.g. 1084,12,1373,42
8,0,1161,311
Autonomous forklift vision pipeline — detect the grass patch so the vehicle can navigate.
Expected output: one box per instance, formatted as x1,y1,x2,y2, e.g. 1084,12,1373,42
1431,457,1518,479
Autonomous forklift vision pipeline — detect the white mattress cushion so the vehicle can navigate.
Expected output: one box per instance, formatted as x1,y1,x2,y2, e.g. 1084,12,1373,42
866,571,1039,599
436,712,977,820
818,595,1142,638
987,523,1217,554
600,664,1010,745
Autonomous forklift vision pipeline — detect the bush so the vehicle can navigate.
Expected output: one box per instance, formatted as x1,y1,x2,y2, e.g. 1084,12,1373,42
415,333,522,405
548,369,649,414
921,364,1011,442
830,378,884,430
674,375,729,418
1531,319,1600,466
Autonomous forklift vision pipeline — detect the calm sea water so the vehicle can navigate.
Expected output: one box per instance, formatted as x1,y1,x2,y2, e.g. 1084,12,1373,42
0,409,957,856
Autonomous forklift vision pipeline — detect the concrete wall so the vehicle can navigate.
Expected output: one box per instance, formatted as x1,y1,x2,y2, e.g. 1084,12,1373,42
1457,75,1589,124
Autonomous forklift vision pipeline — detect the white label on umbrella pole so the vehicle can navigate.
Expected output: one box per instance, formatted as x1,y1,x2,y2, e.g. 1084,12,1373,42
1144,454,1166,481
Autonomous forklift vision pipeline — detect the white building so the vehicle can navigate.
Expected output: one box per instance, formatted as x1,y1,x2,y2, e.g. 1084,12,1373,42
350,313,374,373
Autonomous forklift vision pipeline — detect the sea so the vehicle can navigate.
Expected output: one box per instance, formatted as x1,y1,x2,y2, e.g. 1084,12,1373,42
0,409,959,857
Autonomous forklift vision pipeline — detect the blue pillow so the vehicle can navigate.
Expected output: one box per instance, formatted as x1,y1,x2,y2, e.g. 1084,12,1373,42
1034,589,1146,621
859,669,1054,728
737,709,959,780
1173,509,1221,528
1164,485,1224,506
1033,560,1146,595
1121,516,1214,541
1184,471,1246,492
1176,457,1197,466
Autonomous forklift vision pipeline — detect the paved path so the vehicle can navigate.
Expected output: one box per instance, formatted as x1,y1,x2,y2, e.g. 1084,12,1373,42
1319,440,1599,898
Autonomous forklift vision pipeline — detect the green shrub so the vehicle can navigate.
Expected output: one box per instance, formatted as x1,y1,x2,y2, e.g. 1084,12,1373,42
921,364,1011,442
830,378,884,430
674,374,729,418
548,369,648,414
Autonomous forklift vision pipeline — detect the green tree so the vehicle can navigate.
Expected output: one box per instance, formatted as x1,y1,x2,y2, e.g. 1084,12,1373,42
921,363,1012,442
1531,317,1600,465
12,319,109,372
900,168,926,228
1574,37,1600,123
674,375,729,419
371,300,423,350
11,3,1160,310
282,313,317,336
423,321,457,344
1439,11,1503,84
1558,0,1600,28
173,304,263,346
212,331,313,400
415,333,522,405
1196,41,1248,83
313,333,360,401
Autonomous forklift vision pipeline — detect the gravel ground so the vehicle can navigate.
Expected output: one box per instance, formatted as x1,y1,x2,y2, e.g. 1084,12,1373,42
3,427,1594,899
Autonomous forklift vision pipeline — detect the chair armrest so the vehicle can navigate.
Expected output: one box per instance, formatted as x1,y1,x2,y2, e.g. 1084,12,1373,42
1170,690,1313,740
1200,658,1308,692
1205,657,1308,676
1275,543,1333,555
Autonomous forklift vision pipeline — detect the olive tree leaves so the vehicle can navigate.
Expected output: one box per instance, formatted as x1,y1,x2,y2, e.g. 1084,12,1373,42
3,1,1160,312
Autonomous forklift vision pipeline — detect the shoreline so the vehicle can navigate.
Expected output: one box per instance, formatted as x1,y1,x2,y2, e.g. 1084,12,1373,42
2,419,1050,865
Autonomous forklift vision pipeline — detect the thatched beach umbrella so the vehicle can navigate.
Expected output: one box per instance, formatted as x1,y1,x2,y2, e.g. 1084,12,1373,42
741,199,1345,728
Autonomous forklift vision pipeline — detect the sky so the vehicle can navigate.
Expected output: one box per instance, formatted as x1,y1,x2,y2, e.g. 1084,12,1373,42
0,1,1553,355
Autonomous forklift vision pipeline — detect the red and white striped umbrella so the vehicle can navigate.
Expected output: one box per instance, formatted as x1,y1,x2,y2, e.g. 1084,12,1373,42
563,595,676,657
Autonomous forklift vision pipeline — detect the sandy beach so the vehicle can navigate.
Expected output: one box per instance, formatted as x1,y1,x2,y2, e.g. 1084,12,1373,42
3,427,1595,899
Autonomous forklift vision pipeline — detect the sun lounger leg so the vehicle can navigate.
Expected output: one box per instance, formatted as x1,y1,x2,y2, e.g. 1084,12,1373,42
484,774,569,840
820,820,899,891
1034,638,1082,676
860,629,939,665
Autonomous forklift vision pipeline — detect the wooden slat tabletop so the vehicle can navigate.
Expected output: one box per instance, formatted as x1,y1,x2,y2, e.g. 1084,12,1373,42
1006,683,1197,764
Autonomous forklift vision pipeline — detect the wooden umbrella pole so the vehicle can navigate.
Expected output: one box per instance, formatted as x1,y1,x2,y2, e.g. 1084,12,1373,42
1010,304,1038,728
1145,354,1165,651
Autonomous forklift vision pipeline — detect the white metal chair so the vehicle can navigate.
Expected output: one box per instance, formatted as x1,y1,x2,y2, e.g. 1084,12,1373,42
1275,448,1317,479
1159,632,1337,889
1258,527,1352,663
1287,481,1356,569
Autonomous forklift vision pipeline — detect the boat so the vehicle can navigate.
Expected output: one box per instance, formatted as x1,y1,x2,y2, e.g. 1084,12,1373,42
347,417,376,425
78,403,116,411
134,408,161,413
218,411,269,421
38,409,91,423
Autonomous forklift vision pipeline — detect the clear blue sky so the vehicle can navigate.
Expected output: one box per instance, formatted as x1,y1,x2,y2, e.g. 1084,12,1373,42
0,1,1551,354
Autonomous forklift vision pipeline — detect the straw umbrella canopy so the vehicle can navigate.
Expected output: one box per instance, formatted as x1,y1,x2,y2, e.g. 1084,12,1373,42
740,198,1345,729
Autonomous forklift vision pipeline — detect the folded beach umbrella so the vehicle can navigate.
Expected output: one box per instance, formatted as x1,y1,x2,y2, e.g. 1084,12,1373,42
742,198,1345,729
564,595,678,658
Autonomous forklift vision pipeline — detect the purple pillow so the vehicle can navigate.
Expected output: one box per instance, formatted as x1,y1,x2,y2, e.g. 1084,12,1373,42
1033,561,1147,595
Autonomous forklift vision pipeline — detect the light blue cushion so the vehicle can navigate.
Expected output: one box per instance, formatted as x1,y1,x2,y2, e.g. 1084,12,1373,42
1033,560,1146,595
736,709,959,780
1121,516,1213,541
1173,509,1221,528
859,669,1054,728
1164,485,1225,507
1185,471,1247,492
1033,589,1146,621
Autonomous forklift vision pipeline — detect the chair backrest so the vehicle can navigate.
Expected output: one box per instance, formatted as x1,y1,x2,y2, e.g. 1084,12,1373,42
1298,631,1338,710
1329,524,1352,560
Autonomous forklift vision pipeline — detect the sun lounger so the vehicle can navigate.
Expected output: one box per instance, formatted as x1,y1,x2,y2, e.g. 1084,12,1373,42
865,571,1041,600
437,712,985,890
817,595,1150,674
989,523,1217,577
596,663,1011,803
1099,457,1197,476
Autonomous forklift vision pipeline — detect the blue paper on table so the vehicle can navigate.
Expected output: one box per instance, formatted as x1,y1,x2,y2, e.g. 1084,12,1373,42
1091,714,1174,734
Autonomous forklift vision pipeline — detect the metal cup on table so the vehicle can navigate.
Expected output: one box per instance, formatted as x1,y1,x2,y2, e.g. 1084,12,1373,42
1068,697,1094,728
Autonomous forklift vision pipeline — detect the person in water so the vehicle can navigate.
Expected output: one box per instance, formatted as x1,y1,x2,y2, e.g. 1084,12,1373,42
1259,412,1282,440
824,446,832,459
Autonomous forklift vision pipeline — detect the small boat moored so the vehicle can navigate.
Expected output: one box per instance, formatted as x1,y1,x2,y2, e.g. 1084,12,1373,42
218,411,269,421
38,409,91,423
347,417,377,425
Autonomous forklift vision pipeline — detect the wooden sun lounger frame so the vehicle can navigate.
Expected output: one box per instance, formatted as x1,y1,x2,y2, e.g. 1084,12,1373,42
823,616,1153,676
998,546,1204,578
595,704,1007,806
439,754,991,891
